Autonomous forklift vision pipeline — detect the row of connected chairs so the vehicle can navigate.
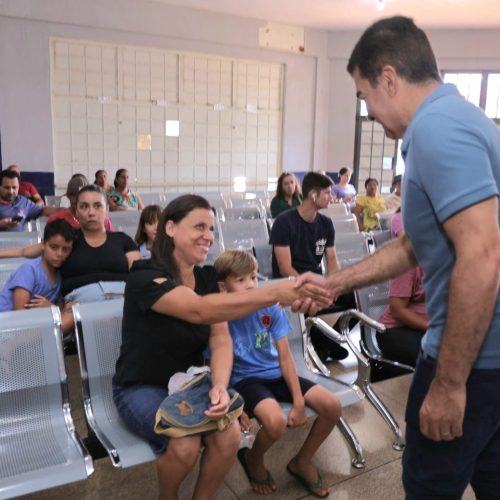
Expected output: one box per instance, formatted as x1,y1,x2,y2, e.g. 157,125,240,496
0,233,403,498
72,297,402,473
0,298,369,498
0,307,93,499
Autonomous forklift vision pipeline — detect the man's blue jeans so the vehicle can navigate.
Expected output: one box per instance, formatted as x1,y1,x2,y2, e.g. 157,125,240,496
403,353,500,499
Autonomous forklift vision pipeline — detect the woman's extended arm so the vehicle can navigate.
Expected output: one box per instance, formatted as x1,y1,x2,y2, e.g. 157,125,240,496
0,242,43,259
125,250,141,269
151,278,330,325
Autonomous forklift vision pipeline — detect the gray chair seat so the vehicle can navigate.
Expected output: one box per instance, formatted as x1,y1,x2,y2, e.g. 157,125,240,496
0,307,93,499
73,299,157,468
0,231,41,249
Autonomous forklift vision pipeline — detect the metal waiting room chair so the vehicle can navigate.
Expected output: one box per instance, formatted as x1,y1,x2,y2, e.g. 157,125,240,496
0,231,41,249
306,309,406,451
0,257,27,291
283,306,366,468
0,307,93,499
73,299,157,468
355,282,415,378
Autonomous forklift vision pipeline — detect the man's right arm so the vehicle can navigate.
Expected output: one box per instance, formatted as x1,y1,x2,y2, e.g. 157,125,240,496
296,233,418,302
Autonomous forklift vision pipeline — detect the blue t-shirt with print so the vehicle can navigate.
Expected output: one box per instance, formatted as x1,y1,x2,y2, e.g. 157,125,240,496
229,304,292,385
402,83,500,369
0,257,62,311
0,196,43,232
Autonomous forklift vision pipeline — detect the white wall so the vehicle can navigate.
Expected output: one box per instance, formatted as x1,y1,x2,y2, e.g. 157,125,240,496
0,0,330,174
327,28,500,170
2,0,500,178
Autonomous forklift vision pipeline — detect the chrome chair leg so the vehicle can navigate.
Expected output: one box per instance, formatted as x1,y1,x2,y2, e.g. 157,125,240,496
337,416,366,469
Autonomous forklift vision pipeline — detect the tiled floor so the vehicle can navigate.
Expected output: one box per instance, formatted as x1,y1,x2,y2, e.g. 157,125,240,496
19,354,475,500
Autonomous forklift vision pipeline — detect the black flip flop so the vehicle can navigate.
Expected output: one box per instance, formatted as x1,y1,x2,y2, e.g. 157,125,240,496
286,463,329,498
237,447,274,490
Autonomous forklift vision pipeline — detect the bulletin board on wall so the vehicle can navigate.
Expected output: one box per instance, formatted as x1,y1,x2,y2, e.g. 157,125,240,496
50,37,284,194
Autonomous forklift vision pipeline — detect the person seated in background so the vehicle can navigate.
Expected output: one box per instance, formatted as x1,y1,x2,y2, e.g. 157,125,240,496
390,209,403,239
332,167,357,205
378,266,428,367
94,169,112,193
94,169,119,210
107,169,144,211
270,171,337,279
214,250,340,497
59,185,140,303
270,171,353,360
270,172,302,218
378,175,402,230
0,185,140,330
354,177,386,231
6,164,44,207
378,213,428,367
112,194,328,500
0,170,57,231
384,174,402,213
134,204,162,259
47,176,115,231
0,219,75,312
59,173,88,208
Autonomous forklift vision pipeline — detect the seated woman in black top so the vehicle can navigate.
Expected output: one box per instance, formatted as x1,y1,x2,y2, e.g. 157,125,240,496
113,194,329,500
0,185,140,330
61,185,140,301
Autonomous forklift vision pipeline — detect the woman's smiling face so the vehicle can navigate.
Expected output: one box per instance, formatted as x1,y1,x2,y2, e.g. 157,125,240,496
166,208,215,265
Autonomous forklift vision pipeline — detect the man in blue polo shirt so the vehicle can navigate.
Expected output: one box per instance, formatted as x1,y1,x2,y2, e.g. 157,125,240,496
0,170,56,231
296,16,500,499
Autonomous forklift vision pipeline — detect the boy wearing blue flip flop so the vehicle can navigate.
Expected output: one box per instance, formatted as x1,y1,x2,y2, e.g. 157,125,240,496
214,250,341,497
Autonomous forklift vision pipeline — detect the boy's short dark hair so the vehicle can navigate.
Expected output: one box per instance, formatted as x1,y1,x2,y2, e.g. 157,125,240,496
43,219,77,243
214,250,258,281
302,172,333,199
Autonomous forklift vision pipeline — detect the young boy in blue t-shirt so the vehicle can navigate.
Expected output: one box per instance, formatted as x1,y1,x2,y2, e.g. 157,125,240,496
214,250,341,498
0,219,75,312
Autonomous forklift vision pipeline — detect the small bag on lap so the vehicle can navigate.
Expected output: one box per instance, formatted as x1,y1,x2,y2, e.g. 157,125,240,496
154,372,244,438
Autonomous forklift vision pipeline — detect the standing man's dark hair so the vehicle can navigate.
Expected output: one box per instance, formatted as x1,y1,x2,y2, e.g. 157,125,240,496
347,16,441,86
301,172,333,199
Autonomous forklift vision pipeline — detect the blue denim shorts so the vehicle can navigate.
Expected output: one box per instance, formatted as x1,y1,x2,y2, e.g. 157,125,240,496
65,281,125,303
112,382,169,454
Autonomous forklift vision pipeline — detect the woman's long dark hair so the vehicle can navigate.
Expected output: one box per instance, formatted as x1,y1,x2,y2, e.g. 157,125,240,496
113,168,128,188
276,172,301,199
135,204,162,245
152,194,212,282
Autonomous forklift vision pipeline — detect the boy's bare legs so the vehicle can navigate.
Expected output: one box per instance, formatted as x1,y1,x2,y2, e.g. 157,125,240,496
156,435,201,500
246,398,287,494
193,421,241,500
287,385,341,497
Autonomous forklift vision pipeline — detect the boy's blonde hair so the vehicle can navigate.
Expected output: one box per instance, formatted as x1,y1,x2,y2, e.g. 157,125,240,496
213,250,258,281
